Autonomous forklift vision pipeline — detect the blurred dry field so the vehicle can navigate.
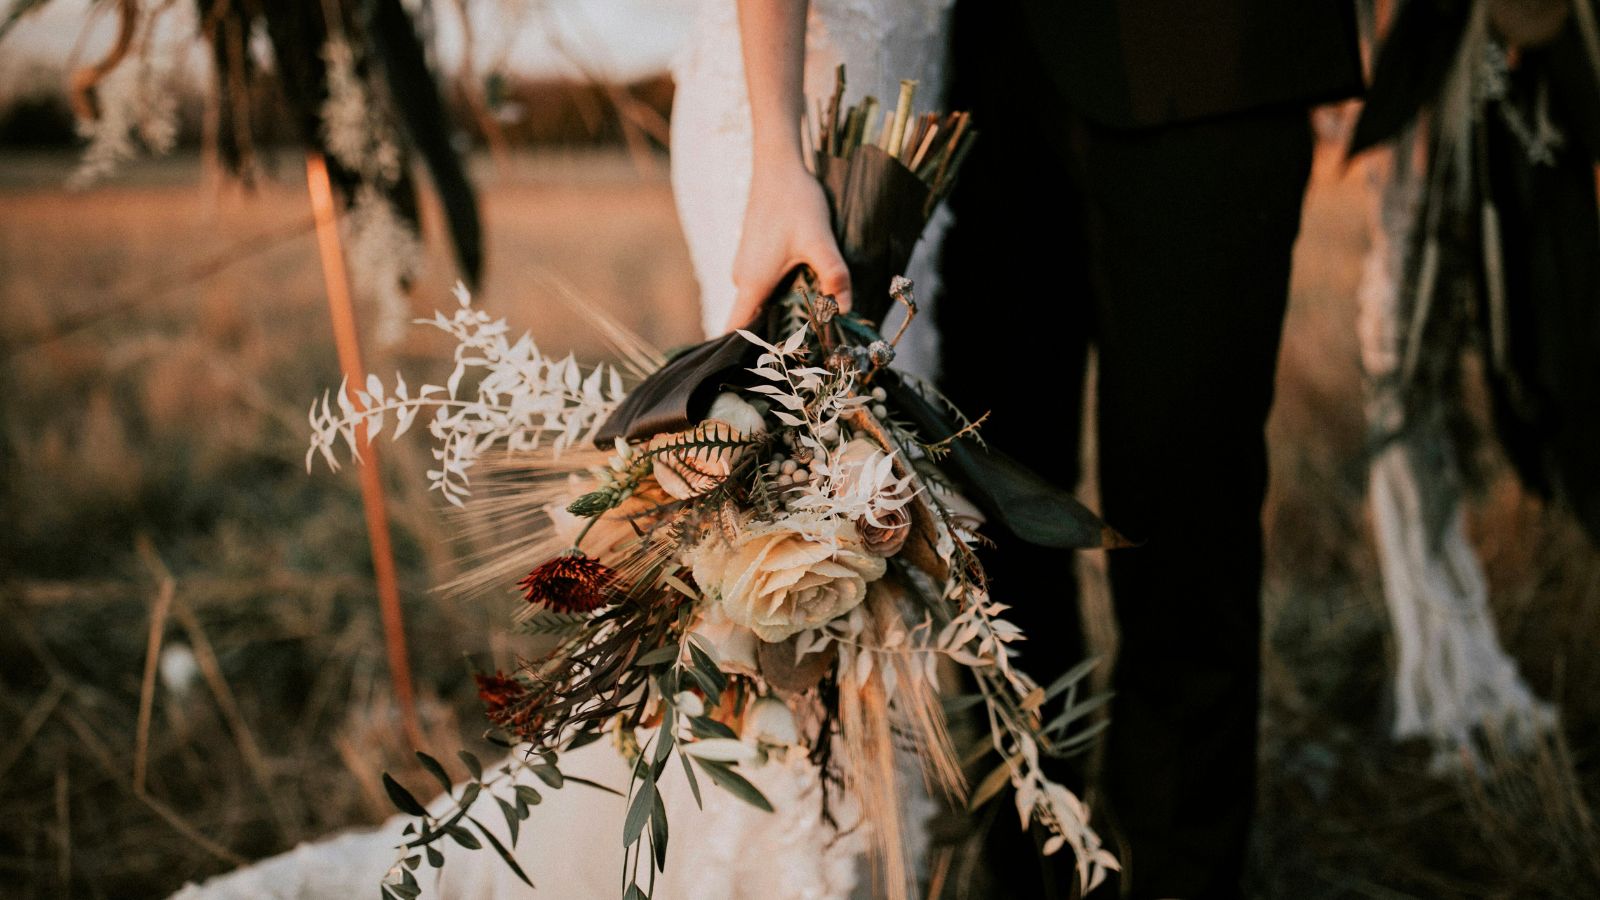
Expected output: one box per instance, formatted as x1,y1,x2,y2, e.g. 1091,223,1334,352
0,146,1596,899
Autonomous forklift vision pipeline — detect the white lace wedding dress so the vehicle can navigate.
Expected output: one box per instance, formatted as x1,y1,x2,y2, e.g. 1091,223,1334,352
170,2,952,898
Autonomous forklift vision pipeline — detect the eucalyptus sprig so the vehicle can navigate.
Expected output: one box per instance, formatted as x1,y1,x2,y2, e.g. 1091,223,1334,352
378,748,622,900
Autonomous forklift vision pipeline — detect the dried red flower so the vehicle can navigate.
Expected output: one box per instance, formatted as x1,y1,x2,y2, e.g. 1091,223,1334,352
517,553,621,613
475,671,525,717
475,671,544,735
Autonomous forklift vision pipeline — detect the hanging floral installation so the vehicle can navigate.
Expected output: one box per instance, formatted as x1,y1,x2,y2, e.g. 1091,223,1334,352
4,0,484,344
1348,0,1600,765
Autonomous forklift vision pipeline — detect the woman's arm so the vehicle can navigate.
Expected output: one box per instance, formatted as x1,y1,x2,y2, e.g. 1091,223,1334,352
725,0,851,332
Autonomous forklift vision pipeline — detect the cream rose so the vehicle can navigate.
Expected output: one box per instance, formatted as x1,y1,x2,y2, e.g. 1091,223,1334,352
690,517,886,642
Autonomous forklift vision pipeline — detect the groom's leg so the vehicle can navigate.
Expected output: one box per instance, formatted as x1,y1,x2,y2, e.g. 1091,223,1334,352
1080,108,1312,899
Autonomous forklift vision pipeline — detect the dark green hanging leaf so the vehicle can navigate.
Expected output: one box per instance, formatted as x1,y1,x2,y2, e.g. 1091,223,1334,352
652,728,675,767
1042,691,1113,737
467,815,535,888
532,764,564,789
566,728,605,751
688,715,738,741
444,824,481,850
634,645,681,668
692,759,773,812
383,773,428,816
458,781,482,811
679,752,702,810
1043,656,1101,705
515,784,544,807
562,774,626,797
425,845,444,868
415,751,453,794
650,784,669,871
686,642,727,694
623,777,656,847
457,750,483,781
496,796,521,847
1052,717,1112,755
940,693,986,716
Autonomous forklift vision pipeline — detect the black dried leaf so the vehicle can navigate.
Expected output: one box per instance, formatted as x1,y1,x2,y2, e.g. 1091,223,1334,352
382,773,428,816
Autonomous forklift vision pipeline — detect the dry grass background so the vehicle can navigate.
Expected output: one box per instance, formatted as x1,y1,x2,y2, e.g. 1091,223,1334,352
0,144,1595,899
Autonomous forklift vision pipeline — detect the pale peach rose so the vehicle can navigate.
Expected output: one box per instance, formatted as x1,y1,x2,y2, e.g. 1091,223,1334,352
690,601,760,678
690,517,886,642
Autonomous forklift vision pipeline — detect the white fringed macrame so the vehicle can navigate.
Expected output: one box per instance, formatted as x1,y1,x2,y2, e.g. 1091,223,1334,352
1357,136,1555,771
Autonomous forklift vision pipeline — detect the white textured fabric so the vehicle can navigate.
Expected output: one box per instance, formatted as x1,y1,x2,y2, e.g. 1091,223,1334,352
670,0,954,378
1358,141,1554,772
170,742,872,900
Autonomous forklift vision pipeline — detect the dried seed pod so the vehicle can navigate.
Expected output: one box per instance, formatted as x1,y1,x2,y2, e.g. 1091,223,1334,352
813,293,839,324
826,346,858,374
889,275,915,308
868,340,895,367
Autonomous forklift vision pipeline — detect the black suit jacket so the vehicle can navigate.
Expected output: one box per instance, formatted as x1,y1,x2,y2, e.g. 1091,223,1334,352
1017,0,1364,127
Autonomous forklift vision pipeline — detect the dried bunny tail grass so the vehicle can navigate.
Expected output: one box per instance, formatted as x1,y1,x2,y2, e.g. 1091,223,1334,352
533,265,666,381
889,651,966,804
435,448,609,603
838,671,915,900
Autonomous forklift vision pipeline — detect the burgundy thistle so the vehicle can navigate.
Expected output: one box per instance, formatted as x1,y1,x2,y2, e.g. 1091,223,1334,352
474,671,542,735
475,671,526,718
518,553,621,613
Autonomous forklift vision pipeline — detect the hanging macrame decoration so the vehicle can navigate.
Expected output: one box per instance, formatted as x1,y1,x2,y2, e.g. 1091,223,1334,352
7,0,484,345
1351,0,1600,767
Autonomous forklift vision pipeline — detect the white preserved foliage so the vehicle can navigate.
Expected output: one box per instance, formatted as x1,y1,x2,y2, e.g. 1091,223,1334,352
319,38,404,183
306,284,627,504
746,325,1115,891
343,186,424,348
71,3,191,187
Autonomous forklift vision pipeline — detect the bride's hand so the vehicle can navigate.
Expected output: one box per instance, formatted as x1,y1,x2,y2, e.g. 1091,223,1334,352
726,160,851,332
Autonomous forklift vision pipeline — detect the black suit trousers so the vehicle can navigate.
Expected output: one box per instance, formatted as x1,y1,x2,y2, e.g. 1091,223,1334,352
936,14,1313,900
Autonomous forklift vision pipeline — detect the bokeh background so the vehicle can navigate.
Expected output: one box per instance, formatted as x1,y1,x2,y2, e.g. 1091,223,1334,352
2,3,1598,898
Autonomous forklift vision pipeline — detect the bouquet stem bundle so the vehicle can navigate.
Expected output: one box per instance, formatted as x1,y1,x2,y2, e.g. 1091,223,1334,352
816,67,975,204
